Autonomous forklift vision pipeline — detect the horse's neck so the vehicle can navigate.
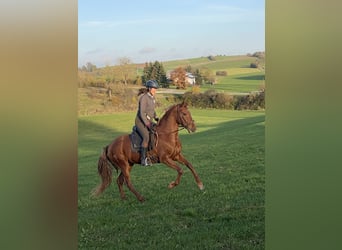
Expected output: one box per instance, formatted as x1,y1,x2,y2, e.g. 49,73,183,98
158,108,178,134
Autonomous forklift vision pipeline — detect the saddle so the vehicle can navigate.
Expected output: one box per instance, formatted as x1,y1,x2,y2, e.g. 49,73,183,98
129,126,156,153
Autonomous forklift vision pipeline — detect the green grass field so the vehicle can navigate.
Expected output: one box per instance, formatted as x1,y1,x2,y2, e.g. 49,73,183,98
137,54,265,94
202,72,265,93
162,55,263,72
78,108,265,249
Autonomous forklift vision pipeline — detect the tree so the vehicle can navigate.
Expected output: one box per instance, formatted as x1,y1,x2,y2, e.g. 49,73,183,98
201,67,216,84
142,61,168,87
82,62,96,72
250,61,259,68
193,68,203,85
117,57,135,85
142,62,153,83
170,67,186,89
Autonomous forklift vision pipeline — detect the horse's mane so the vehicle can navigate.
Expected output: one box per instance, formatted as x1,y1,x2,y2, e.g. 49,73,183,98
159,104,178,124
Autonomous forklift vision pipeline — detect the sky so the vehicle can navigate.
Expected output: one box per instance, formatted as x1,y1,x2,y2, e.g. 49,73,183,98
78,0,264,68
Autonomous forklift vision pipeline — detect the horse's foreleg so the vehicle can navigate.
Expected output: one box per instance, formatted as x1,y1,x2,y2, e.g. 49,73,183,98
116,173,126,200
163,158,184,189
177,154,204,190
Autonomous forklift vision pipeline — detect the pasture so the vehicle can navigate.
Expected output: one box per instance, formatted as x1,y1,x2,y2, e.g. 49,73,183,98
163,55,265,94
78,108,265,249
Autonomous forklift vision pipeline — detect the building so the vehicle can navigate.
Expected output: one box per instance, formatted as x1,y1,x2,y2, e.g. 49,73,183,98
185,72,196,85
166,70,196,85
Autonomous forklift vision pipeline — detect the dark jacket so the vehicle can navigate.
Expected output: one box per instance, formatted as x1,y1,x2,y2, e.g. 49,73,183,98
137,92,156,126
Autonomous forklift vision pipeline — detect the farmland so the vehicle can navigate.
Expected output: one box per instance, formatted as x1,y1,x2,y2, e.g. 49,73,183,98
78,54,265,115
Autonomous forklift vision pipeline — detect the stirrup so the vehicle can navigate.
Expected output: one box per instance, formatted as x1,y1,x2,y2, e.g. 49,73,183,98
141,158,152,166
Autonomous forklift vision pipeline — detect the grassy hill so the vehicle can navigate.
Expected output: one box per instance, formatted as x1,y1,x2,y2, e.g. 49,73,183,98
162,55,265,93
83,54,265,92
162,55,264,72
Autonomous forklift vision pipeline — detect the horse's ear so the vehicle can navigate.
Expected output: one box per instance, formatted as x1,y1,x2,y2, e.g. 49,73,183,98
180,100,188,108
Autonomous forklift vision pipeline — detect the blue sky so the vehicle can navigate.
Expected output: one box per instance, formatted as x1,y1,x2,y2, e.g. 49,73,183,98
78,0,264,67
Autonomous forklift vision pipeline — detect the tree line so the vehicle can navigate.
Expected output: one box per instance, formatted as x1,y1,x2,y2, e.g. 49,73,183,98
78,58,218,89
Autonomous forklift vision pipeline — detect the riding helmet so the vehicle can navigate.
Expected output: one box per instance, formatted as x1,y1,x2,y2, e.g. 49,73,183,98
145,80,159,89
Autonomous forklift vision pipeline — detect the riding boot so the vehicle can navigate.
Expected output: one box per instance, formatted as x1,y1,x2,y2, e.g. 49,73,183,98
140,147,151,166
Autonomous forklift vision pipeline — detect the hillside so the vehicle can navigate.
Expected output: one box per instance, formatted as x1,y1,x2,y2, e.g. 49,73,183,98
162,55,264,72
78,54,265,116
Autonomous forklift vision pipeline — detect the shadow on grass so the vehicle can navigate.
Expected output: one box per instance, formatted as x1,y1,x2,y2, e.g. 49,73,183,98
78,113,265,163
234,75,265,81
78,119,122,145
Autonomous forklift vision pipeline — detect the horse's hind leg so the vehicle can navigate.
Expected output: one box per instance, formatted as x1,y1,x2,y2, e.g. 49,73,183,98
119,161,145,202
116,173,126,200
177,153,204,190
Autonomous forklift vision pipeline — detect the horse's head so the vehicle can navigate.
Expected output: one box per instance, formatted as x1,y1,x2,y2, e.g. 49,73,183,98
176,102,196,133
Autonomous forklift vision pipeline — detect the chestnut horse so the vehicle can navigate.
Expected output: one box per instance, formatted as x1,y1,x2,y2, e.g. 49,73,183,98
92,102,204,202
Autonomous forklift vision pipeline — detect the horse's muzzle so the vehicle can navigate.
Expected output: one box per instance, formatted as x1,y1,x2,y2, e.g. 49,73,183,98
187,120,196,133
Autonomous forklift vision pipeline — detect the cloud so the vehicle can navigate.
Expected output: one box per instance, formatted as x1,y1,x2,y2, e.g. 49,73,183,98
86,48,104,55
139,47,156,54
81,18,155,28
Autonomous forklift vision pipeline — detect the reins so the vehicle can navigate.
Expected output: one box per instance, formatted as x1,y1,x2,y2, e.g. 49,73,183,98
155,126,185,135
152,104,188,147
153,127,185,148
154,104,188,135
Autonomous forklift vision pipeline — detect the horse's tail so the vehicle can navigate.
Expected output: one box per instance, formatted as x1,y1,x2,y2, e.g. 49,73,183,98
91,146,114,197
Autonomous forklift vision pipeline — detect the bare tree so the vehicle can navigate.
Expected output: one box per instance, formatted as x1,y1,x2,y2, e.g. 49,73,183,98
117,57,135,85
201,68,216,85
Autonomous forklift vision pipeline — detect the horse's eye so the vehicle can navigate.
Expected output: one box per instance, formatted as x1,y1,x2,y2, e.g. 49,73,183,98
182,112,187,116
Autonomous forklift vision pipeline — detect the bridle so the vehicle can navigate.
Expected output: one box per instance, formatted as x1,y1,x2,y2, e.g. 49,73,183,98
154,105,191,135
152,105,193,147
176,105,190,130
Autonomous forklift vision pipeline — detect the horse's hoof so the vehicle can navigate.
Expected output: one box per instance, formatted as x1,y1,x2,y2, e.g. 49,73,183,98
138,196,145,202
168,181,176,189
198,183,204,190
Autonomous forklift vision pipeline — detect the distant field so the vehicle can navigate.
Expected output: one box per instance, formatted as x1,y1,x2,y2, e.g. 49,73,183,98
162,55,263,71
164,55,265,94
203,71,265,93
78,54,265,114
135,54,265,94
78,108,265,249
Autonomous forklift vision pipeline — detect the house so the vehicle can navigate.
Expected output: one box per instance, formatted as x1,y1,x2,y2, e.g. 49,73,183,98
185,72,196,85
166,70,196,85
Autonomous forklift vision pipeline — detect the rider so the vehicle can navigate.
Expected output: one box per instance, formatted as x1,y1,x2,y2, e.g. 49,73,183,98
135,80,159,166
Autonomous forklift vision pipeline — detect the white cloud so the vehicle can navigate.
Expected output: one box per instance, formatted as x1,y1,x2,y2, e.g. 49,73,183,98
139,47,157,54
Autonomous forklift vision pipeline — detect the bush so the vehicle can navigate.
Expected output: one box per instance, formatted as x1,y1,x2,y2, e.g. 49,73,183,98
183,89,265,110
250,61,259,68
234,90,265,110
216,71,227,76
183,90,234,109
252,51,265,59
216,93,234,109
191,85,201,94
